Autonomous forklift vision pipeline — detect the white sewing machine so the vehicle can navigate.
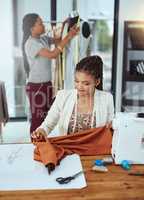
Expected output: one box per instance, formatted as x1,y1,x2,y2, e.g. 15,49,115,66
112,112,144,164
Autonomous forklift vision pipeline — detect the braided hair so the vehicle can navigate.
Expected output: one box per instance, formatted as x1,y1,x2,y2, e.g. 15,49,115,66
22,13,39,77
75,55,103,90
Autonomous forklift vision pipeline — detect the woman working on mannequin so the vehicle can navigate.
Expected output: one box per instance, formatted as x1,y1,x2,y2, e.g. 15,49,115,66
32,55,114,140
22,13,79,136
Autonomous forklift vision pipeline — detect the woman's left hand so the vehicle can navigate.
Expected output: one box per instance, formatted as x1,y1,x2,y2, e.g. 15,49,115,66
106,122,112,129
68,25,80,38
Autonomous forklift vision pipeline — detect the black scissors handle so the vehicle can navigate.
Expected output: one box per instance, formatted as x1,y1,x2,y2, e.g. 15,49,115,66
56,171,84,184
56,176,74,184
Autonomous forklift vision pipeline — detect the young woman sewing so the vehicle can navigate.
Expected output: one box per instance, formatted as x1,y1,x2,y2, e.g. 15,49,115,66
32,55,114,140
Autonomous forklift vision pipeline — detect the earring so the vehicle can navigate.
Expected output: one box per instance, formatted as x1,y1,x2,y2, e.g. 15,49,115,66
96,79,100,87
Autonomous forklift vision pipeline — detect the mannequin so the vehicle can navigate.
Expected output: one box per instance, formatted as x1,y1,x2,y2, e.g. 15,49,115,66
64,12,92,89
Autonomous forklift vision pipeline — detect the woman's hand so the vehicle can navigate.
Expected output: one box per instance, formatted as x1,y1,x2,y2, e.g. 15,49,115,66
52,18,69,42
68,25,80,39
106,122,112,129
31,128,47,142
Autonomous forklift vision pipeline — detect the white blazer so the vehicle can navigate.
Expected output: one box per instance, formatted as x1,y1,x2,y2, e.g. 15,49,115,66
39,89,114,136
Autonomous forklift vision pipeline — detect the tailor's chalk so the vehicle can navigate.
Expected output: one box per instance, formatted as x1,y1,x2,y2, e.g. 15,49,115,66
92,165,108,172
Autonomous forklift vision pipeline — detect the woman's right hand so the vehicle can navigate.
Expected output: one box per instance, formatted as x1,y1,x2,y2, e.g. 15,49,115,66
31,128,47,142
68,25,80,39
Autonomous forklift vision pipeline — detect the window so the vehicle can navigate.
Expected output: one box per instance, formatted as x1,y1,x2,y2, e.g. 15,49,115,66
0,0,116,119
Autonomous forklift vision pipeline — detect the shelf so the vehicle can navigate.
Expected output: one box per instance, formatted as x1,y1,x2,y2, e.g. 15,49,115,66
125,74,144,81
123,99,144,107
127,48,144,51
122,21,144,111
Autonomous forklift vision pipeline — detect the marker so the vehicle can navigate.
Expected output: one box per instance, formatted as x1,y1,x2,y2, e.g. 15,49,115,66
128,172,144,176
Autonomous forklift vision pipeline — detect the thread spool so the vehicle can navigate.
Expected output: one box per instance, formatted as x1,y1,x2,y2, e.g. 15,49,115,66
95,159,104,166
121,160,131,170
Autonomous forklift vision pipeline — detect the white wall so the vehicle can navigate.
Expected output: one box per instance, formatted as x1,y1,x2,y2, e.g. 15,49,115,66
116,0,144,111
0,0,15,116
17,0,51,46
77,0,114,20
57,0,73,21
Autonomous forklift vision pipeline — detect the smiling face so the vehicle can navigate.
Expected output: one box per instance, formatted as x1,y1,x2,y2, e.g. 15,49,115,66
74,71,100,97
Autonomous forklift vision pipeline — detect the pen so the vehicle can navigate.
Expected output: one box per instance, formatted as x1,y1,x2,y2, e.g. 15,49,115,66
128,172,144,176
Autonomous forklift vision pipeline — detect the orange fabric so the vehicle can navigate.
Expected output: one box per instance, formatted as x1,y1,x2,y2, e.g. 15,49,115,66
33,126,112,166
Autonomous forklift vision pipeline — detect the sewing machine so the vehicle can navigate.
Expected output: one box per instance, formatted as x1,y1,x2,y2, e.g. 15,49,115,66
112,112,144,164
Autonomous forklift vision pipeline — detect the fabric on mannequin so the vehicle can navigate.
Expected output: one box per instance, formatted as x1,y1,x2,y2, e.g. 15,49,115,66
67,16,79,32
64,20,91,89
53,17,92,90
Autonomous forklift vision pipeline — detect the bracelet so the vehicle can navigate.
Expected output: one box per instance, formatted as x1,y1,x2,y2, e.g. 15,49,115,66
57,45,63,52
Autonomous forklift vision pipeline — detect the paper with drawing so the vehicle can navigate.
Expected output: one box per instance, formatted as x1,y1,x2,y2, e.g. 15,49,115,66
0,143,87,190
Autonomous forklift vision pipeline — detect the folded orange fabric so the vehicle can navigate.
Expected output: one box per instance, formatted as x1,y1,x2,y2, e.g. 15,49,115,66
33,126,112,168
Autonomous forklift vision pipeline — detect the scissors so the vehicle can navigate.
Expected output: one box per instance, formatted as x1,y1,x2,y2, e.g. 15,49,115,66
56,170,84,184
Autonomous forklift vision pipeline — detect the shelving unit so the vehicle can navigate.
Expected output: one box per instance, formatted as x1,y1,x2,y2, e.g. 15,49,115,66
122,21,144,112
